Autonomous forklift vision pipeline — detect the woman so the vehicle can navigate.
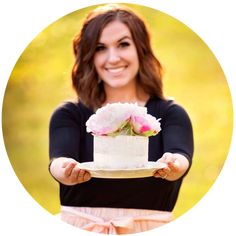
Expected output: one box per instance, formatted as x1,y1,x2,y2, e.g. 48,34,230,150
49,4,194,234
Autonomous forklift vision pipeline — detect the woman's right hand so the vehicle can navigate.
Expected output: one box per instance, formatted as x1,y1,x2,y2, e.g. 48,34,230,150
49,157,91,185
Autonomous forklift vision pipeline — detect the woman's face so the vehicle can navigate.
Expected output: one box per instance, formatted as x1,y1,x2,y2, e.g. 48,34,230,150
93,20,139,91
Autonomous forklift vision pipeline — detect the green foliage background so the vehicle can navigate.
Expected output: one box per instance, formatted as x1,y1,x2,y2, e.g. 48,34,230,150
2,4,233,219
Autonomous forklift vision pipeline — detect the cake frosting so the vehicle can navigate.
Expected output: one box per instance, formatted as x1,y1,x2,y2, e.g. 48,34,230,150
94,135,148,169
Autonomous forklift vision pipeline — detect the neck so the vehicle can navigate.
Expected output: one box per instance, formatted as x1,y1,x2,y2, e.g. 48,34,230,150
103,85,149,107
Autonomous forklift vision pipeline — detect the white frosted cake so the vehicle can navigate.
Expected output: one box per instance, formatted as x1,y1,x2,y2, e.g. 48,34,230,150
86,102,161,170
94,135,148,169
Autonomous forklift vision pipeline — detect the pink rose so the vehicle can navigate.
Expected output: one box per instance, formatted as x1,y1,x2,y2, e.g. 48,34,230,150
131,114,161,136
86,102,161,137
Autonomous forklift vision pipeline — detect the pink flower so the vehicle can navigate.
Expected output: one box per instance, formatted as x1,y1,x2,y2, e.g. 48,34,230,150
131,114,161,136
86,103,161,137
86,103,132,136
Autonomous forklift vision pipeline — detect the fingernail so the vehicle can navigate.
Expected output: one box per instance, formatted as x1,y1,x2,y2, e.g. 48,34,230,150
85,173,91,181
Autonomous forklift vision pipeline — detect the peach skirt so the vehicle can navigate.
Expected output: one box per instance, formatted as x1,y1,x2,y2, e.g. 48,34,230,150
60,206,173,234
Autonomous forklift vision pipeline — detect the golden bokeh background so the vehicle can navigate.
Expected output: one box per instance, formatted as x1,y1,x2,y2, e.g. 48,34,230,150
2,4,233,219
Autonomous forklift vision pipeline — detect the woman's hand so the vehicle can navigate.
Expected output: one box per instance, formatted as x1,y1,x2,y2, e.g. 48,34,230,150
154,152,189,181
49,157,91,185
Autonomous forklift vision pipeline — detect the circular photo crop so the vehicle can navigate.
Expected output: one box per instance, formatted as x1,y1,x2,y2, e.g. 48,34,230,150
1,2,233,230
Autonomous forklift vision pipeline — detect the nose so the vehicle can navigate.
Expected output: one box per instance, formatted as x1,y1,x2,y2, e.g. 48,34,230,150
107,48,120,64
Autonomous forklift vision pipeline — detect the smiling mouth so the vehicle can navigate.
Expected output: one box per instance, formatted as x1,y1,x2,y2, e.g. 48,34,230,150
106,66,127,74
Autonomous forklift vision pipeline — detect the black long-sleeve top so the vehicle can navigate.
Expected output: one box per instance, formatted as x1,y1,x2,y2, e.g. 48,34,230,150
49,97,194,211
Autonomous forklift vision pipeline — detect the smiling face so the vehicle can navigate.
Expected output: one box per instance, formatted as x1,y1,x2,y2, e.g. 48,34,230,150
93,20,139,92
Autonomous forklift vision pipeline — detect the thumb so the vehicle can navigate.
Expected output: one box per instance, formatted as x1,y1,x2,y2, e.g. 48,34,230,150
168,159,180,172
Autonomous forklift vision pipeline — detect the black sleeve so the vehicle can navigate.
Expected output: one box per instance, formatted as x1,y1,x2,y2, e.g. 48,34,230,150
49,102,80,160
162,103,194,166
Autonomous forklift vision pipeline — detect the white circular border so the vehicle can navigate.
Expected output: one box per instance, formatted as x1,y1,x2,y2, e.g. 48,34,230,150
0,0,235,235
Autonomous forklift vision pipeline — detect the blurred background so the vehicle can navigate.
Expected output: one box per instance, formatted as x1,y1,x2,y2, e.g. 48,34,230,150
2,4,233,219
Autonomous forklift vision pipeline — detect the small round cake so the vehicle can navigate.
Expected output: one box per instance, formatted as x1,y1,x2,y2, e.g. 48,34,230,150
86,102,161,170
93,135,148,169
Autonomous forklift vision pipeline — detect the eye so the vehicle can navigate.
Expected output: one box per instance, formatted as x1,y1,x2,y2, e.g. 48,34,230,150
95,45,106,52
119,41,130,48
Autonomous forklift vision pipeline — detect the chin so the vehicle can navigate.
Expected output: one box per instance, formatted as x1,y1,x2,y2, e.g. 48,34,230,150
109,82,130,89
106,78,134,88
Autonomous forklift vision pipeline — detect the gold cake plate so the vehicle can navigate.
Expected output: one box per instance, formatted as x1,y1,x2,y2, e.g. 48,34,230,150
77,161,167,179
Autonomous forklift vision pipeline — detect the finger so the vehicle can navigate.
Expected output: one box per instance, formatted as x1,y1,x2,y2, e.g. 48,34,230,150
156,158,167,164
77,170,91,183
162,152,173,161
153,169,163,178
166,156,177,164
159,166,171,174
168,160,180,172
80,170,91,183
70,164,81,180
153,170,168,179
62,159,77,168
77,169,88,183
83,171,91,182
157,153,173,164
153,172,161,178
62,161,68,168
64,162,77,177
153,167,170,178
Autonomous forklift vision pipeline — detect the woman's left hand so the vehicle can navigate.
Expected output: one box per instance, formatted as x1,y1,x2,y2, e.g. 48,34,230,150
153,152,189,181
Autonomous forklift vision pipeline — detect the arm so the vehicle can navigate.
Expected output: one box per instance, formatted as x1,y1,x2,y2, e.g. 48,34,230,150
49,157,91,185
49,103,91,185
153,102,194,181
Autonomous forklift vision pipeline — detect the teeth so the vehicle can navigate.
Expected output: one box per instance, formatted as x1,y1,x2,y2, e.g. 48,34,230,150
107,67,125,73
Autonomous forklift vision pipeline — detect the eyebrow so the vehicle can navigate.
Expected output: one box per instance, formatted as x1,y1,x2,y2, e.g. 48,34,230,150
98,36,132,45
117,36,132,42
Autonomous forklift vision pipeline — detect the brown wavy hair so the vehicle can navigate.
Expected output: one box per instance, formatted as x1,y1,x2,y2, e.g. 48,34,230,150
72,4,165,110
